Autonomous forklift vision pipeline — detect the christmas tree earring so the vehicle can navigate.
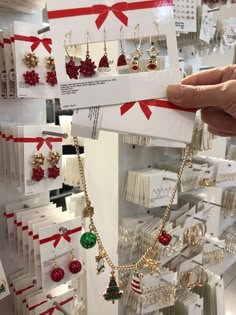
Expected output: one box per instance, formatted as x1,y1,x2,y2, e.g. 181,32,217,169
79,31,97,77
45,56,57,87
129,24,142,73
68,246,82,274
98,29,111,72
146,22,160,71
117,26,129,73
47,151,61,179
31,153,45,182
51,252,65,283
23,52,40,86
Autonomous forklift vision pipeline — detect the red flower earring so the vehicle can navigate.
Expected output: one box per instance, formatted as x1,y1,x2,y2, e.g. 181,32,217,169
31,153,45,182
23,52,40,86
47,151,61,179
79,31,96,77
45,56,58,87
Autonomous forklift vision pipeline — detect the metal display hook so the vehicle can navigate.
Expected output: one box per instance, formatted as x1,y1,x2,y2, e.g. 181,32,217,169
47,295,70,315
42,130,68,139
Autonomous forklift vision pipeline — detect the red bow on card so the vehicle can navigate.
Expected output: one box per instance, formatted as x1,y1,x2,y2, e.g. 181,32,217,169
53,230,71,248
120,99,197,120
39,307,56,315
34,137,56,150
93,2,128,29
29,36,52,54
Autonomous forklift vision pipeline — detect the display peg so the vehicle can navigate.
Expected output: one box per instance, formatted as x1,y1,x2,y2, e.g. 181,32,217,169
202,200,224,209
42,130,68,139
208,7,220,13
38,26,50,35
47,295,70,315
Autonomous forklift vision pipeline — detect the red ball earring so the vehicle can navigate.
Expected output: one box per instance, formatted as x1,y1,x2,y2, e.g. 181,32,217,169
69,247,82,274
51,253,65,283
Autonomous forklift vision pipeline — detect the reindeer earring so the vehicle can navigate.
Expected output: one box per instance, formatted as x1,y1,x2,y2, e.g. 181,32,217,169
146,22,160,71
129,24,142,73
117,26,129,73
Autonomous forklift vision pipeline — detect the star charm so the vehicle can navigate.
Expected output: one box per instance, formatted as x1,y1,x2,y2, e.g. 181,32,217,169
47,151,61,165
143,249,161,275
32,153,45,167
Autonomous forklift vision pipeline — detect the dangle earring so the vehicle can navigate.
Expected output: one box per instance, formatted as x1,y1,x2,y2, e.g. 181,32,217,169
79,31,97,77
146,22,160,71
129,24,142,73
69,246,82,274
47,151,61,179
45,55,57,87
117,26,129,74
51,252,65,283
31,153,45,182
65,46,80,80
98,29,111,72
23,52,40,86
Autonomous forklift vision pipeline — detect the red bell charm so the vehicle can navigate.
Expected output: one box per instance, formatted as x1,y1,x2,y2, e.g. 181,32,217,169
158,230,172,246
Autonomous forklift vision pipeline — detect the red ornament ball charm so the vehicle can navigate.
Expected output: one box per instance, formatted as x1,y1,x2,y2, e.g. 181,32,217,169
48,165,60,179
69,260,82,274
23,70,40,86
32,167,44,182
79,55,97,77
51,267,65,282
46,71,57,87
158,230,172,246
66,57,79,79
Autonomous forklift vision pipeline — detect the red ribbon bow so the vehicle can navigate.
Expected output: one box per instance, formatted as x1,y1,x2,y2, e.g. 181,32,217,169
29,36,52,54
120,99,196,120
93,2,128,29
14,137,62,151
53,231,71,248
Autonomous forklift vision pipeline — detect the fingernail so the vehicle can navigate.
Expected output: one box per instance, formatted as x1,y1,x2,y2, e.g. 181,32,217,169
167,85,182,103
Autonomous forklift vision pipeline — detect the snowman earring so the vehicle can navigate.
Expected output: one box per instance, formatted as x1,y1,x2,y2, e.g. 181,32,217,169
146,22,160,71
129,24,142,73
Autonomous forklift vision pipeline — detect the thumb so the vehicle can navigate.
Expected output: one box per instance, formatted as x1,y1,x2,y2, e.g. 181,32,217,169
166,81,235,110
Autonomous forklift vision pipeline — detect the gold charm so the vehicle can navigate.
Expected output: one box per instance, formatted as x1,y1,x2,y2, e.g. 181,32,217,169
143,248,161,275
47,151,61,165
23,52,39,68
32,153,45,167
83,206,94,218
201,177,213,187
45,56,55,71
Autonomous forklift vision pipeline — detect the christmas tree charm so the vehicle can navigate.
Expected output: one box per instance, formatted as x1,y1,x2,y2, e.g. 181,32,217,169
23,52,39,68
32,167,45,181
129,48,142,72
23,70,40,86
98,54,111,72
0,280,6,294
66,57,79,79
51,267,65,282
130,272,143,294
95,253,105,275
146,43,160,71
46,71,58,87
48,165,60,179
80,232,97,249
79,55,97,77
103,271,123,304
45,56,55,71
158,230,172,246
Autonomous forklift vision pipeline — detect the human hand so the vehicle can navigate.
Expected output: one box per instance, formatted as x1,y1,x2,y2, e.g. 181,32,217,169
167,65,236,136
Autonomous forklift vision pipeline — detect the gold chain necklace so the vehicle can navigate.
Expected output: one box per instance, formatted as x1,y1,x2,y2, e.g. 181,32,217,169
73,136,192,303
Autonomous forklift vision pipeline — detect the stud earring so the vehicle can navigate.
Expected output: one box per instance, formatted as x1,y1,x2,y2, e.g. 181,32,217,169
129,24,142,73
23,52,39,68
98,29,111,72
23,70,40,86
45,56,57,87
79,31,97,77
51,252,65,283
146,22,160,71
47,151,61,179
117,26,129,73
31,153,45,181
69,247,82,274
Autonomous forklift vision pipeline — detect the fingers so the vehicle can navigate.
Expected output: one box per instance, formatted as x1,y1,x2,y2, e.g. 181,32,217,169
201,107,236,134
181,65,236,85
166,80,236,111
208,127,236,137
181,67,224,85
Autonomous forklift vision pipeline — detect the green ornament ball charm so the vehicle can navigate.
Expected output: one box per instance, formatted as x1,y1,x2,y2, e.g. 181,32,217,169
80,232,97,249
